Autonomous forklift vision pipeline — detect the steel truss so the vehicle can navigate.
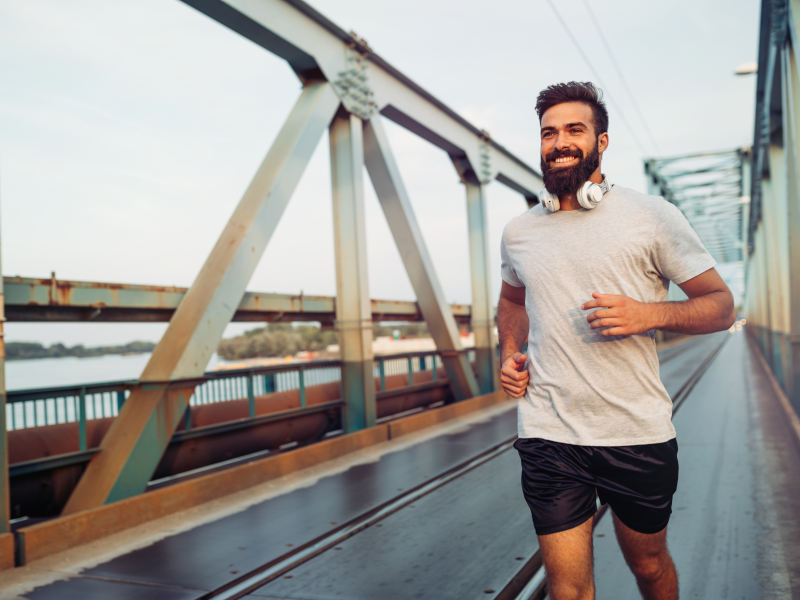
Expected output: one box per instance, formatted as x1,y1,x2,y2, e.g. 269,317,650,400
745,0,800,420
43,0,544,516
644,148,751,265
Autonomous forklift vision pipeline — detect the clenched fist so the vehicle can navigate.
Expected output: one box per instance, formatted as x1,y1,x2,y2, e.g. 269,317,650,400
501,353,529,398
582,292,658,337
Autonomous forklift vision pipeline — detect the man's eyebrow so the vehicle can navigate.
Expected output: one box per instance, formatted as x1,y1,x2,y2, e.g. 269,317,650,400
540,122,589,133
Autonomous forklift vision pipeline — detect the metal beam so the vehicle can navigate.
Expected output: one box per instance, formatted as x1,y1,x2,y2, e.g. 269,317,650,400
464,183,499,394
330,109,376,431
180,0,542,199
3,276,473,325
61,82,340,513
364,116,479,401
0,200,9,555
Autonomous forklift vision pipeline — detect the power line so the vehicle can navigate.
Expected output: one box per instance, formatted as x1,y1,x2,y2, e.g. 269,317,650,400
542,0,649,156
580,0,661,155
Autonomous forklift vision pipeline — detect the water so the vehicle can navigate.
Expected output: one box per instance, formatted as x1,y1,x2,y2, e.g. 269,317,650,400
6,353,224,391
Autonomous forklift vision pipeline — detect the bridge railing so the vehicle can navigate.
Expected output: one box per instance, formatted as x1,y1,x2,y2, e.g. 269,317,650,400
5,348,475,440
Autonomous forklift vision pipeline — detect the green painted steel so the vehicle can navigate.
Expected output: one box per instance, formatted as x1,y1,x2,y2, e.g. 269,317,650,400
465,183,500,395
330,110,377,432
247,374,256,418
61,82,341,514
744,0,800,417
363,116,479,401
78,388,87,452
0,203,8,536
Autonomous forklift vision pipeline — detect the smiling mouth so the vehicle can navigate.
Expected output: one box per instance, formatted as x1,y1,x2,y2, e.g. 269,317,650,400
552,156,578,166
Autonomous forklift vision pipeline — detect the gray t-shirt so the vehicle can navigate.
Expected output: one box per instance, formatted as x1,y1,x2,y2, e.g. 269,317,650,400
500,185,716,446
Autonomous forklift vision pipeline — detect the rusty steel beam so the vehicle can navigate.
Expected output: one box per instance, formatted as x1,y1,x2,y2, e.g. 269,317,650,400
61,82,341,514
3,276,472,324
364,117,479,401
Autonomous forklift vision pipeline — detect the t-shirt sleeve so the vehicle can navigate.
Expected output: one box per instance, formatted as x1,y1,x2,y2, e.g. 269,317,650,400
500,230,525,288
652,201,717,284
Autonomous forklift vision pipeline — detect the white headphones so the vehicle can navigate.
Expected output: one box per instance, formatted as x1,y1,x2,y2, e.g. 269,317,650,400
540,176,612,213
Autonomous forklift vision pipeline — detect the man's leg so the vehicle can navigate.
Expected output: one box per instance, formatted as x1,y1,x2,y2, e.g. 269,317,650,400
538,516,595,600
612,513,678,600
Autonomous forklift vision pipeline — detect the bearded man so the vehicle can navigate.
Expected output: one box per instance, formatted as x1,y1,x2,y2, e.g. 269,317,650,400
497,82,735,600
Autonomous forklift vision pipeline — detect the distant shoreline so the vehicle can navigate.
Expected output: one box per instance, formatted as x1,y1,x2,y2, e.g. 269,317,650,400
6,341,157,361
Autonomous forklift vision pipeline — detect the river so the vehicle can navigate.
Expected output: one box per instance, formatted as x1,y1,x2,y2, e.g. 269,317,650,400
6,353,225,391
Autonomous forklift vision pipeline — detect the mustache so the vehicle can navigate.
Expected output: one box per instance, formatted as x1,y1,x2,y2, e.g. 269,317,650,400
544,147,584,163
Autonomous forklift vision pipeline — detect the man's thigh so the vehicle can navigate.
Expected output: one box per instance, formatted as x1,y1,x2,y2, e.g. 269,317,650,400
612,512,670,568
538,517,595,597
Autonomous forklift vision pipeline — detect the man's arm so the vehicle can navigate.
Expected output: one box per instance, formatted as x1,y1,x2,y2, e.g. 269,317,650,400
583,268,736,337
498,281,530,398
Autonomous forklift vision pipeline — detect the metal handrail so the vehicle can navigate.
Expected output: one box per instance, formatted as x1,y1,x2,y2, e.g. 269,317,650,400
5,347,475,437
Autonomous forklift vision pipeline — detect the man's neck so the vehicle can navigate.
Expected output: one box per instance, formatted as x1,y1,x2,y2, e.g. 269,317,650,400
558,169,604,211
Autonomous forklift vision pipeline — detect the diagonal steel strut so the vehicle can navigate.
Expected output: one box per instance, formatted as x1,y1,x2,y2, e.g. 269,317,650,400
62,82,340,513
363,117,479,401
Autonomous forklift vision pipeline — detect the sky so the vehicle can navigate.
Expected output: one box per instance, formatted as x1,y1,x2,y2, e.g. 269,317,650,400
0,0,759,347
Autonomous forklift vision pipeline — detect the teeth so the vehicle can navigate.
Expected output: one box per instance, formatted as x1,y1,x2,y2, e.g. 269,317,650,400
554,156,575,163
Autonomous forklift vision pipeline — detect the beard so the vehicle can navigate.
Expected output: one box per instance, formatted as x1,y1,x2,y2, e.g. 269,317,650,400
540,142,601,197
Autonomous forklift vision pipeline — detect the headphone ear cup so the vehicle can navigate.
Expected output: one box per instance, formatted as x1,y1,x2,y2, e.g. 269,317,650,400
540,189,560,212
577,181,604,209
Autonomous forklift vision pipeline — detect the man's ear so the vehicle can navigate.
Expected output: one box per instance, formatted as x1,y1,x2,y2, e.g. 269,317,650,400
598,132,609,153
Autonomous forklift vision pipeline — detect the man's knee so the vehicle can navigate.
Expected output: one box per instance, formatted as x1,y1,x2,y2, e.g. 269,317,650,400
547,578,594,600
628,550,673,583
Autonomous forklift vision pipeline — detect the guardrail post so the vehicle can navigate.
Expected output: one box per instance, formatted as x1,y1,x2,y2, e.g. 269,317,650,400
331,109,377,432
264,373,276,394
116,390,126,412
78,387,87,452
379,358,386,392
182,390,191,431
407,357,414,386
432,355,438,381
247,372,256,418
419,355,426,371
298,367,306,408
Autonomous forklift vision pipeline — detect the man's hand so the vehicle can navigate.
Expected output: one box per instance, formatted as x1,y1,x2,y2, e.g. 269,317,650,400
501,353,529,398
582,293,658,337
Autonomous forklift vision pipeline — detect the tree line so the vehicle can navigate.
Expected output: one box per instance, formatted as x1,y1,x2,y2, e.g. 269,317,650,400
216,322,430,361
7,341,157,361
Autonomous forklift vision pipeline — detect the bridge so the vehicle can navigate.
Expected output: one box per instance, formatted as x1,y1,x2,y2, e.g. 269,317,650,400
0,0,799,598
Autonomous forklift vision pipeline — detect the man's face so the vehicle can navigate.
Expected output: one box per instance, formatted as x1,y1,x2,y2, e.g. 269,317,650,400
540,102,608,197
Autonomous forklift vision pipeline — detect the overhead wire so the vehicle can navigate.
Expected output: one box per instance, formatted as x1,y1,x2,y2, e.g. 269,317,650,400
542,0,649,156
580,0,661,155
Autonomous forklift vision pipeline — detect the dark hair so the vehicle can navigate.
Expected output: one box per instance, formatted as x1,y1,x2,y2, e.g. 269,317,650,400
535,82,608,136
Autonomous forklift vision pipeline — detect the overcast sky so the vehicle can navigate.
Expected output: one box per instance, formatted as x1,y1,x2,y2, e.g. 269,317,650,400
0,0,758,347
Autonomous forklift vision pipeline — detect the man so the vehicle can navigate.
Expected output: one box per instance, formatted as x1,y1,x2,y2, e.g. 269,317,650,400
498,82,735,600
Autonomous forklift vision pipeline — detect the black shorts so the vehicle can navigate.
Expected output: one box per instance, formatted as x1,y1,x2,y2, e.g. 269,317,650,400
514,437,679,536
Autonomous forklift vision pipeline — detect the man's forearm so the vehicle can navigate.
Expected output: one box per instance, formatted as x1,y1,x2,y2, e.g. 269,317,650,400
498,297,530,363
651,291,735,335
